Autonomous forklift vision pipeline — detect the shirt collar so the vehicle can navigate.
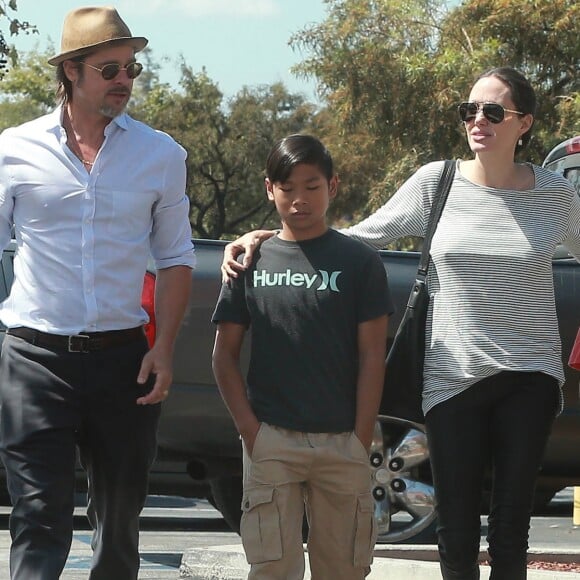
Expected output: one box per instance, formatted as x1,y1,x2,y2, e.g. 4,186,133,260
50,106,130,134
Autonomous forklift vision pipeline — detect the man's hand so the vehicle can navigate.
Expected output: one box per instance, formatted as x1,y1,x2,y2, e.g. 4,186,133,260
135,265,191,405
240,421,261,457
221,230,277,284
136,345,173,405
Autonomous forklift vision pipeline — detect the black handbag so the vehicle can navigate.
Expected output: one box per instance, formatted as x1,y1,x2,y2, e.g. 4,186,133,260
380,160,456,424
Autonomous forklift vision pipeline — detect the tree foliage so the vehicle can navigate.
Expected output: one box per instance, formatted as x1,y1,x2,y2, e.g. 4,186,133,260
133,64,317,239
0,47,55,131
291,0,580,237
1,0,577,242
0,0,37,79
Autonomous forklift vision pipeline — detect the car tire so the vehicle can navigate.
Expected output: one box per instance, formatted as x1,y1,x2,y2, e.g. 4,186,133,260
0,485,10,506
209,475,243,534
531,487,561,514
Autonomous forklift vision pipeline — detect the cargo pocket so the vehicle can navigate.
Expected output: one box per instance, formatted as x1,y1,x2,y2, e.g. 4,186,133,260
353,492,377,568
240,485,283,564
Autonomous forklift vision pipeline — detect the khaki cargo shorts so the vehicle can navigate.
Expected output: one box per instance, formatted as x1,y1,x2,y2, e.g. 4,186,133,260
241,423,376,580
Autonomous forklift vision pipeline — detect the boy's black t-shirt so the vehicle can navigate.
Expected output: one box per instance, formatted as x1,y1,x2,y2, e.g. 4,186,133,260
212,229,394,433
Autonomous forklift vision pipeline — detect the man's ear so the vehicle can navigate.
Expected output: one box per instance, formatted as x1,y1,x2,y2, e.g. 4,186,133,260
63,60,80,83
329,175,339,200
265,178,275,201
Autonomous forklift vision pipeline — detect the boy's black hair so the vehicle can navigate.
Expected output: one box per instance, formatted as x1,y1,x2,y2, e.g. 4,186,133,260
265,134,334,183
476,67,536,153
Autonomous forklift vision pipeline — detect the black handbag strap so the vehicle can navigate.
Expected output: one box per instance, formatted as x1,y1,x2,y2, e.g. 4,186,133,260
417,159,456,279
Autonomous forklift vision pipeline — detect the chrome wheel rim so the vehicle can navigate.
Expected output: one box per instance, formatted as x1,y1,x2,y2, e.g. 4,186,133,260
370,415,436,543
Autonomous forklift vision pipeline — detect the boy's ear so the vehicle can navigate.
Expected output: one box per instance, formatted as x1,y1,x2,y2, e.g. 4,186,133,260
329,175,339,200
265,178,275,201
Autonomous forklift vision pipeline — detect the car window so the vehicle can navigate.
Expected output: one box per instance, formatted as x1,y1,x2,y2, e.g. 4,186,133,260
564,168,580,195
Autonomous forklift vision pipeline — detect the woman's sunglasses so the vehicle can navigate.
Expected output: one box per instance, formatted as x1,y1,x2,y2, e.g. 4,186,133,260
81,61,143,80
458,101,524,124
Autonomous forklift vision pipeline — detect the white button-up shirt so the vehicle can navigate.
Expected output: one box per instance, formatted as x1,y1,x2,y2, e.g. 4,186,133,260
0,108,196,334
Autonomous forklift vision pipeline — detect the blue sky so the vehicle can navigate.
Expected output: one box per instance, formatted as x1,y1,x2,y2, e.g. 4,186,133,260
13,0,328,102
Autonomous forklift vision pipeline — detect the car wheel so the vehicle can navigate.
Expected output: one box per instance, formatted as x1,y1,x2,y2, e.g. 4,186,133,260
531,487,560,512
209,475,243,534
370,415,437,543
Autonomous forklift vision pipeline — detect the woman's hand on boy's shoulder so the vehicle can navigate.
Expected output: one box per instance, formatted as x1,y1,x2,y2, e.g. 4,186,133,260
221,230,277,283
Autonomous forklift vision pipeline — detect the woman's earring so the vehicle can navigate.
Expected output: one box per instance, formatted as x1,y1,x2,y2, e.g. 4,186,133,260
518,138,523,146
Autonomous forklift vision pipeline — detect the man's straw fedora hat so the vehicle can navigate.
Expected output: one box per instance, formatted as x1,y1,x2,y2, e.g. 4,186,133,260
48,6,147,66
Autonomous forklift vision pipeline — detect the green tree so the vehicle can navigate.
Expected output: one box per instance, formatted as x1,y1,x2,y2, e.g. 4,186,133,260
291,0,580,239
0,0,37,79
128,46,168,111
134,64,317,239
0,47,54,130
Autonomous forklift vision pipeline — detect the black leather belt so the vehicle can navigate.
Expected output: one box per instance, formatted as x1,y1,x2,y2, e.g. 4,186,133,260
7,326,145,353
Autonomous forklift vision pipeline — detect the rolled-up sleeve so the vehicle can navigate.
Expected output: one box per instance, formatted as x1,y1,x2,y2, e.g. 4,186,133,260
0,135,15,251
150,143,196,270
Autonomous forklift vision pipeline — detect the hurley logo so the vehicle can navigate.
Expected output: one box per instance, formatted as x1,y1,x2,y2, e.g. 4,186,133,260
253,269,342,292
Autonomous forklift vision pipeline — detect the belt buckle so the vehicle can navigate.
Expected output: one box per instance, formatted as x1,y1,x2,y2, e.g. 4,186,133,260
68,334,90,353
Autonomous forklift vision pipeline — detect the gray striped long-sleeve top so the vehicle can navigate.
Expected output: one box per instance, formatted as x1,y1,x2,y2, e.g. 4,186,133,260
342,160,580,415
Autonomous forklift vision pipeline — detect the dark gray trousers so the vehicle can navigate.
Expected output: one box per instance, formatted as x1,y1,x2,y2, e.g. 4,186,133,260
0,333,160,580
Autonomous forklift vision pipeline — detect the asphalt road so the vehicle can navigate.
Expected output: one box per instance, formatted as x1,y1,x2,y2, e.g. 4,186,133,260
0,495,233,579
0,489,576,579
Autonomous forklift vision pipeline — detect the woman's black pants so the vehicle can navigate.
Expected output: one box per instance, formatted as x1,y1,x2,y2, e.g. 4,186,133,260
425,371,559,580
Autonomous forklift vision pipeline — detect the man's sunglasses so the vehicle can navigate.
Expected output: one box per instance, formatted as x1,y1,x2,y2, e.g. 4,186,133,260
458,101,524,124
81,61,143,80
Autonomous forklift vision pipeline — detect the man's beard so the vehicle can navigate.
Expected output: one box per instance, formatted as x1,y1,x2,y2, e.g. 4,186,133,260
99,102,127,119
99,88,131,118
75,76,129,119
